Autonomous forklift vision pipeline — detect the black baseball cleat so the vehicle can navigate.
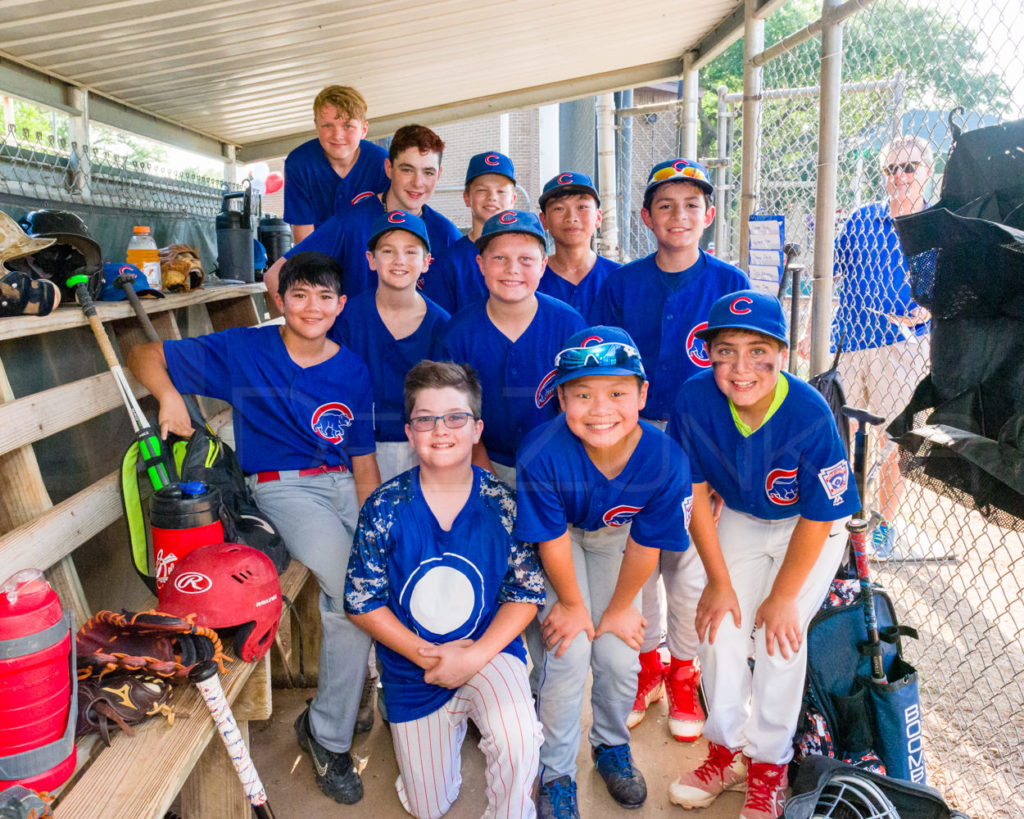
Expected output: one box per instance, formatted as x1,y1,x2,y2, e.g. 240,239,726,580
592,743,647,809
294,705,364,804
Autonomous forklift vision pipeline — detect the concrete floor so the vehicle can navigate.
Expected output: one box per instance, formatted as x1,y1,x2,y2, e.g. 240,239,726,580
250,686,745,818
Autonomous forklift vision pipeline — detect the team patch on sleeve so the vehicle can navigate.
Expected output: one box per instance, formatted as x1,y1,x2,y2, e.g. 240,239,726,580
682,495,693,529
817,460,851,506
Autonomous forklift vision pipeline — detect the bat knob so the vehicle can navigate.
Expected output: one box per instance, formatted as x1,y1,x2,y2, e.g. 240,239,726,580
847,517,869,533
190,659,219,683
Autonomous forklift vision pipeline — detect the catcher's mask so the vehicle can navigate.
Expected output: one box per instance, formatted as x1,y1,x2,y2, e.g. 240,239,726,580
811,772,899,818
159,542,282,662
14,209,103,303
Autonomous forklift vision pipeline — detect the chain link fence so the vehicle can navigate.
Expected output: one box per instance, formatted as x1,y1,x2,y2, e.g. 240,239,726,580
613,1,1023,815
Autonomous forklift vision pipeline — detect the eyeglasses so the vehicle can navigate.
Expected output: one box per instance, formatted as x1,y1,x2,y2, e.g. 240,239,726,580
408,411,476,432
882,161,922,176
555,341,646,377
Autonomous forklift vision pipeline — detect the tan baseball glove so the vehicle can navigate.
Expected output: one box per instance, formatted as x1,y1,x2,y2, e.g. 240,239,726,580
159,244,204,292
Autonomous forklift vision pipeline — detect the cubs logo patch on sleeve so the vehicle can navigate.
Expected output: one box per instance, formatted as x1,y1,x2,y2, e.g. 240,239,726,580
765,467,800,506
817,460,850,505
311,402,353,444
686,322,711,368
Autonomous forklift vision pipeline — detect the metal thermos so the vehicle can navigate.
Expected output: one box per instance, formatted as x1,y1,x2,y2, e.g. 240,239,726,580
258,214,293,266
216,184,254,282
150,481,224,591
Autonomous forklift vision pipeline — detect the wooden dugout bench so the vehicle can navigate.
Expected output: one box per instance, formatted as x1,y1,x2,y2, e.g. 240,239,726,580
0,284,314,818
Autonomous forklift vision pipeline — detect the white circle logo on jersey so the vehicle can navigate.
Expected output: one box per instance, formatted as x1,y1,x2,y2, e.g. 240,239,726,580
311,402,353,444
765,467,800,506
686,321,711,368
401,553,485,641
729,296,753,315
173,571,212,593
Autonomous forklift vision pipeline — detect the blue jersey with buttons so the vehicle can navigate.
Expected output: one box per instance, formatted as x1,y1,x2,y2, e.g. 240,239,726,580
443,294,586,467
282,138,388,229
537,254,621,322
515,415,692,550
345,467,545,723
329,291,450,442
285,193,461,297
667,370,859,521
593,250,749,421
163,325,375,473
419,234,487,314
832,200,930,353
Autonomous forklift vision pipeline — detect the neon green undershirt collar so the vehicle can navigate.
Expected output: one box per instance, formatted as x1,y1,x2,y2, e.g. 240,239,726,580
729,372,789,437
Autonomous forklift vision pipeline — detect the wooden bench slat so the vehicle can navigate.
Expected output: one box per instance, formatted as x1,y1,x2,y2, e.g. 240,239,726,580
0,470,121,577
0,371,148,457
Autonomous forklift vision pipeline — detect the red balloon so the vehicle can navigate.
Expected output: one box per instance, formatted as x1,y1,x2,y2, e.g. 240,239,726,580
265,171,284,194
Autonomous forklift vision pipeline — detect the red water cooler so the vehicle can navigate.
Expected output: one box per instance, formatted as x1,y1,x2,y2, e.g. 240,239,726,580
0,569,76,791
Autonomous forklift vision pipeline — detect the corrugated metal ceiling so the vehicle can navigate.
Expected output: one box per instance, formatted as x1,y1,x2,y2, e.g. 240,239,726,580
0,0,741,156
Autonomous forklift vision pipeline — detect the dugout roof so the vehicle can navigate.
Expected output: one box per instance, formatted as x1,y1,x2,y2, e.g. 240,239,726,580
0,0,775,161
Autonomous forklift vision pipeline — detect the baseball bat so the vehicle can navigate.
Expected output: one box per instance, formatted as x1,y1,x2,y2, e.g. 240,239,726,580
115,274,207,428
66,271,175,490
847,517,885,681
190,660,276,819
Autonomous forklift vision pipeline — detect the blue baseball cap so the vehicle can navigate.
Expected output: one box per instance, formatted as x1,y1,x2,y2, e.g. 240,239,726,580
465,151,516,186
99,262,164,301
645,158,714,198
695,290,789,346
538,171,600,210
551,325,647,388
367,210,431,253
475,210,546,252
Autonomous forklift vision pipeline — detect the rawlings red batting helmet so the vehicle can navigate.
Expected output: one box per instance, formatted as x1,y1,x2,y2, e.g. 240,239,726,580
159,542,282,662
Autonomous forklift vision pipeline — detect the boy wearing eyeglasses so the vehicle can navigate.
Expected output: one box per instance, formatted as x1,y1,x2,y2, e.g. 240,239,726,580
593,158,749,745
515,326,693,817
345,360,545,819
331,209,450,483
442,209,586,485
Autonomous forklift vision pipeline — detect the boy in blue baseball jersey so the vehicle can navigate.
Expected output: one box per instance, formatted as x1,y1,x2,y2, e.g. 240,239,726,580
266,124,461,299
421,151,518,313
442,210,586,485
536,172,620,321
516,326,693,818
345,361,544,819
666,291,858,819
331,209,450,483
594,158,749,743
283,85,388,242
128,251,382,806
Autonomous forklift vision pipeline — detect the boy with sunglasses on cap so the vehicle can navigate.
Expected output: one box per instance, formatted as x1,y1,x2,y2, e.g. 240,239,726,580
515,327,693,817
421,151,518,313
594,158,749,744
331,209,450,483
345,360,544,819
666,290,858,818
442,209,586,485
128,251,381,806
536,172,620,321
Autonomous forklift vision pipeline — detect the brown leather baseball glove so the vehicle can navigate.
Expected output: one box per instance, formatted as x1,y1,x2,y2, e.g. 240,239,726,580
159,244,204,292
76,609,228,683
76,672,176,746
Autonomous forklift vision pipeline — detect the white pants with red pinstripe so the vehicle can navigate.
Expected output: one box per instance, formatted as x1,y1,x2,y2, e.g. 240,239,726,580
390,652,542,819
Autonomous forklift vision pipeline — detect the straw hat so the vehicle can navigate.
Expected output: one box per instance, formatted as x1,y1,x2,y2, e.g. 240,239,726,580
0,210,55,273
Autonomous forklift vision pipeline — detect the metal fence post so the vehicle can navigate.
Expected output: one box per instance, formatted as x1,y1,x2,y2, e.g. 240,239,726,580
65,87,90,200
739,0,765,272
614,89,634,260
715,86,730,259
681,53,699,160
596,92,619,258
810,0,844,376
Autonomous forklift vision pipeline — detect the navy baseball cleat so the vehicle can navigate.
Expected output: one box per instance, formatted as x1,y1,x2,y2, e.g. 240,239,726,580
294,705,364,804
537,775,580,819
592,743,647,808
